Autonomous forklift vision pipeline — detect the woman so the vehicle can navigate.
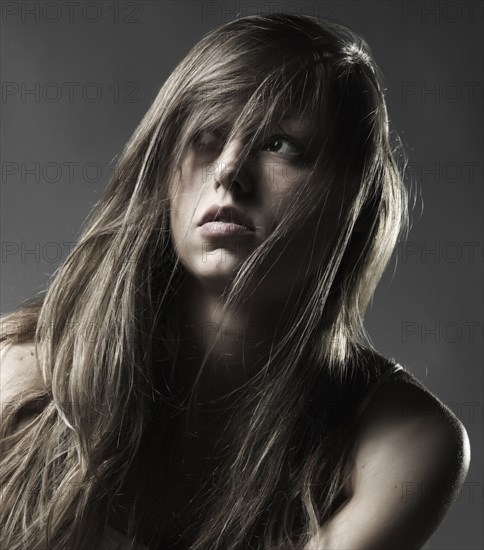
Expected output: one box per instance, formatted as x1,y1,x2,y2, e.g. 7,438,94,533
0,13,470,550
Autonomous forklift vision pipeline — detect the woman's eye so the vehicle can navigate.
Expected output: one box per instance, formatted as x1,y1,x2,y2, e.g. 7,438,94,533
261,135,303,158
192,129,222,150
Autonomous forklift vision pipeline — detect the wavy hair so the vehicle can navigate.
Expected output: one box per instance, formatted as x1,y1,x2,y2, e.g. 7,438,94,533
0,13,408,550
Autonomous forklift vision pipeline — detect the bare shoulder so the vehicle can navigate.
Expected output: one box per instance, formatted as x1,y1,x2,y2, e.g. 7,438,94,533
337,369,470,548
0,341,44,415
310,369,471,549
352,369,471,472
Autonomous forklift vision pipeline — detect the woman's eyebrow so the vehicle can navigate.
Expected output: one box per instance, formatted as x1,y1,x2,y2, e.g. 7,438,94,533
276,117,314,137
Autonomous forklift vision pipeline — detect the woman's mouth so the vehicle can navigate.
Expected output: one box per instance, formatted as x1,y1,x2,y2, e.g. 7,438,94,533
198,204,256,237
198,221,254,237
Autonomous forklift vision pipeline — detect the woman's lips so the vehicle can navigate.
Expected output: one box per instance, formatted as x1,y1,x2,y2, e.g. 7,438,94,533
198,204,255,231
198,221,255,237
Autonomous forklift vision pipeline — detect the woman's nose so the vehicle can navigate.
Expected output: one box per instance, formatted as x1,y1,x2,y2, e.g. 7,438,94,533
211,139,251,195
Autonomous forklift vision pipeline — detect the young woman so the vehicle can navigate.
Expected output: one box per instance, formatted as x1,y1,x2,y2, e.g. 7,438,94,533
0,13,470,550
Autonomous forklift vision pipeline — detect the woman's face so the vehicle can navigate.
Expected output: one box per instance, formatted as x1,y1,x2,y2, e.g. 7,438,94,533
169,111,327,297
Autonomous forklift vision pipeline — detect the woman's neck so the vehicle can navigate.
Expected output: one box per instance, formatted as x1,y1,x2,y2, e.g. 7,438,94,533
168,273,300,402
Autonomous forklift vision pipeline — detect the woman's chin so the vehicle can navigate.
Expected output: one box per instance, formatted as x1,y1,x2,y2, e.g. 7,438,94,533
193,256,244,291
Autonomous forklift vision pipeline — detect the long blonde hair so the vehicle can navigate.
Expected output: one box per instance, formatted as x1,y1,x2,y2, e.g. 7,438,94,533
1,13,408,549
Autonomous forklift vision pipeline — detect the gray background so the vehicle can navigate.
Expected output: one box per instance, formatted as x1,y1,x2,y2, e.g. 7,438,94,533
1,1,482,548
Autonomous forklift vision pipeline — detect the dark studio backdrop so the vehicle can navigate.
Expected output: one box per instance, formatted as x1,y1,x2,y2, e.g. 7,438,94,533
0,1,482,548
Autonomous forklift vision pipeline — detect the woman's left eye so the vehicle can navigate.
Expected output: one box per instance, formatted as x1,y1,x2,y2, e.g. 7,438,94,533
192,129,223,150
261,135,304,157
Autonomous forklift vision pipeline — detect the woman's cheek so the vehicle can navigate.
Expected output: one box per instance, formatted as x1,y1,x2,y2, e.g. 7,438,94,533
260,159,306,196
279,163,308,188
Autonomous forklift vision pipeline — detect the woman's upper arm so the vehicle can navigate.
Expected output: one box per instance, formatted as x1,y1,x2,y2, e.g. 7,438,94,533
306,380,471,550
